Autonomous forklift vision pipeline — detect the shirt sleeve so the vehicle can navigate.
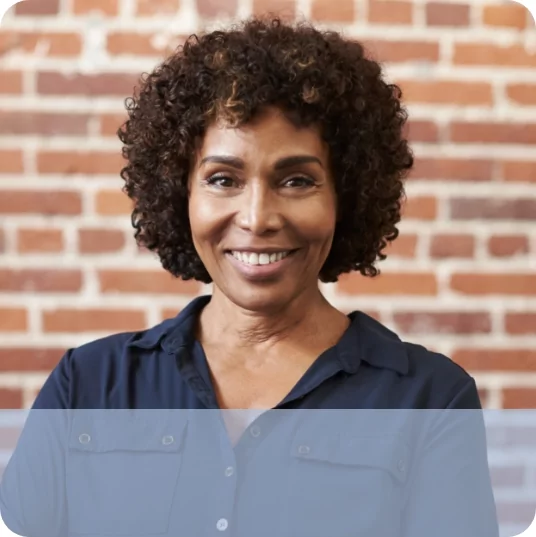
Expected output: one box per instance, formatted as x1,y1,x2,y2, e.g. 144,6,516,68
401,377,500,537
0,350,73,537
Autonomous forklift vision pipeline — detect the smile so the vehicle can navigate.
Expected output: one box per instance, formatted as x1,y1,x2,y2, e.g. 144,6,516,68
230,251,292,266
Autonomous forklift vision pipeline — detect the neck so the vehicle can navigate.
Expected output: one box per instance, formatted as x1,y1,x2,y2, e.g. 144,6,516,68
197,286,345,353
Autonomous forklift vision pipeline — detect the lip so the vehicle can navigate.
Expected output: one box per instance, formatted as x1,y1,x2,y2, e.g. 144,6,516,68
226,249,298,281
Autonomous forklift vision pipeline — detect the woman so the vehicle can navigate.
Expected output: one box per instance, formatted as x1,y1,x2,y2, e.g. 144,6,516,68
0,16,499,537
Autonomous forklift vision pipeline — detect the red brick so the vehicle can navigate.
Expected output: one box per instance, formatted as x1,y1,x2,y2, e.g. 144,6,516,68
385,234,417,258
136,0,180,15
43,309,146,332
14,0,59,15
500,161,536,183
311,0,354,21
364,40,439,63
402,196,437,220
398,80,493,106
0,308,28,331
430,234,475,258
0,31,82,57
197,0,238,18
478,388,489,408
426,2,470,26
488,235,529,258
0,150,23,174
450,121,536,144
393,311,491,334
450,273,536,295
0,71,23,94
107,33,164,56
490,466,526,488
410,157,492,181
367,0,412,24
482,4,528,29
37,72,139,96
404,120,439,143
73,0,119,15
0,111,89,136
37,151,123,175
0,389,23,409
453,43,536,68
506,84,536,105
0,270,82,293
452,349,536,371
505,313,536,335
0,427,22,450
450,198,536,221
496,501,536,524
17,229,64,253
0,191,81,215
0,348,65,372
95,190,133,216
100,113,128,136
252,0,295,18
161,308,181,321
503,389,536,409
78,229,126,253
337,272,438,296
98,270,201,295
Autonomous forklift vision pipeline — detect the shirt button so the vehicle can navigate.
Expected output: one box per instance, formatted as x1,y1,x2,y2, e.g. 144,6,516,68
298,445,310,455
397,459,406,473
216,518,228,531
79,433,91,444
250,425,261,438
224,466,234,477
162,435,174,446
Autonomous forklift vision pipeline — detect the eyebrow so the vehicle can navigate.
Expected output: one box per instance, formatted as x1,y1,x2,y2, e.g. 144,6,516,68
199,155,324,170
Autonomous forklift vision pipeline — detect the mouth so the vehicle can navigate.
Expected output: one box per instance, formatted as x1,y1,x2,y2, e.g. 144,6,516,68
224,249,300,280
226,249,298,266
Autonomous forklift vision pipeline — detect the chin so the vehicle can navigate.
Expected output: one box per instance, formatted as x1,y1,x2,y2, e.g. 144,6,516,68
222,284,297,314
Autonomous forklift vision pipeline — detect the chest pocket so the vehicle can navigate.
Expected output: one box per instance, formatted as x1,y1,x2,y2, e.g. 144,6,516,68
284,429,410,537
66,411,188,536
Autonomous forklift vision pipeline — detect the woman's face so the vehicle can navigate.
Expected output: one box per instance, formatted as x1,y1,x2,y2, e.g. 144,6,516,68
188,106,337,312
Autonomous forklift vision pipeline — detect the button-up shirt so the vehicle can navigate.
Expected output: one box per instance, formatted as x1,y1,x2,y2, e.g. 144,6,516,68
0,295,499,537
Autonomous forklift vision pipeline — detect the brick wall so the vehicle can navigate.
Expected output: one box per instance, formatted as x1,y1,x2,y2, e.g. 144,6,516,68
0,0,534,409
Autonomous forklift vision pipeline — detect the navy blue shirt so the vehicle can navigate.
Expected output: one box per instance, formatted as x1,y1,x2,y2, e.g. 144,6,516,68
0,295,499,537
33,294,480,410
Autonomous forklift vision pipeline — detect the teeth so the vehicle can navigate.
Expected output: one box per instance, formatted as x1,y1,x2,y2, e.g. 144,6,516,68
231,251,291,266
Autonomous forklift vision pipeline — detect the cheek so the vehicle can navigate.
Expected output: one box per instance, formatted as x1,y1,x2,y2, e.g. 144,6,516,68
297,203,337,242
189,195,215,236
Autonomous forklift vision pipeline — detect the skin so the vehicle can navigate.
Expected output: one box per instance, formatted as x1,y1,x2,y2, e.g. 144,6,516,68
188,106,350,411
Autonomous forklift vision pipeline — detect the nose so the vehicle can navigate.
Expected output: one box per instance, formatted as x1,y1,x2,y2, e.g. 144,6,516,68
235,180,284,235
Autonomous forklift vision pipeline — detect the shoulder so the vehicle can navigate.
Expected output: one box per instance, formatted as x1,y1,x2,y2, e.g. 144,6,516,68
353,311,481,409
403,340,478,406
32,318,179,409
32,295,210,409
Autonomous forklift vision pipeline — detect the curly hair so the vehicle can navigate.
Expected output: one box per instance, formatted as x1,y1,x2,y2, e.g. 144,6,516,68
118,16,414,284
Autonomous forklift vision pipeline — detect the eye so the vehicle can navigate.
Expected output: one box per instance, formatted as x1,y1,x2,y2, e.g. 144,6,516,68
204,174,236,188
283,176,316,188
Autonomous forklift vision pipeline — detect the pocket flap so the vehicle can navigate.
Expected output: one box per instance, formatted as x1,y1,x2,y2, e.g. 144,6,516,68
68,410,188,453
291,431,410,483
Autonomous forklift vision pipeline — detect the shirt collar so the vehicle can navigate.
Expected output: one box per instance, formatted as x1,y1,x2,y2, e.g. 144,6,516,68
127,295,211,352
337,311,409,375
127,294,409,375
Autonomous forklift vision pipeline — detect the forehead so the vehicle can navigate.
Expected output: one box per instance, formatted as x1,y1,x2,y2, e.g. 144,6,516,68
198,107,328,161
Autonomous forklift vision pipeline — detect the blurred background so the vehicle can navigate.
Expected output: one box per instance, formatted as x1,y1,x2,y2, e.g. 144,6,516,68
0,0,534,409
0,0,535,534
